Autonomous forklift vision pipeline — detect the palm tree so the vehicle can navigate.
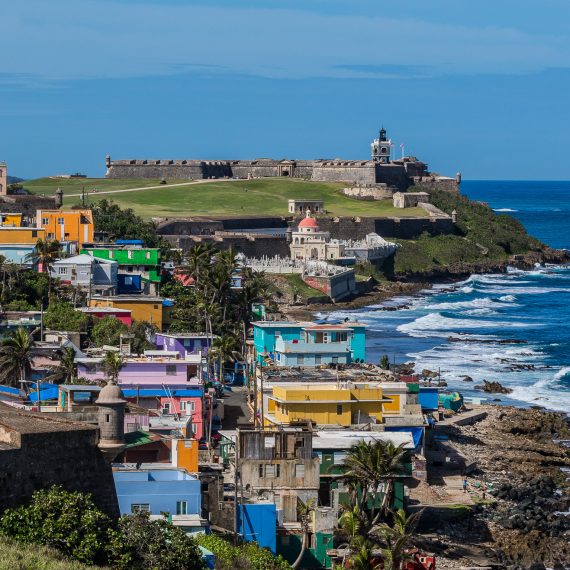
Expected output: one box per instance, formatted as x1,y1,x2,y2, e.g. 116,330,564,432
291,497,315,569
339,440,408,524
44,346,77,385
26,238,62,299
0,327,36,390
101,350,124,384
211,334,238,383
374,509,422,570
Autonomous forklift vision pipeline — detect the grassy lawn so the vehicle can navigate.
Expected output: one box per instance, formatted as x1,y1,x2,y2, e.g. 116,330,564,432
21,177,429,219
23,177,183,196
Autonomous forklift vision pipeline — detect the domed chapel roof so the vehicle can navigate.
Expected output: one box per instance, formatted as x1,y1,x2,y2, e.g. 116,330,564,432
298,216,319,229
96,379,127,405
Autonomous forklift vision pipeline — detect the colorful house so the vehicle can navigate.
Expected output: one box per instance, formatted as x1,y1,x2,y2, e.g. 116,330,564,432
0,213,23,227
263,383,390,427
121,387,204,438
0,227,46,266
36,209,94,250
81,241,161,294
253,321,366,366
76,306,132,326
113,468,207,533
51,254,118,295
155,332,214,359
75,355,202,387
88,295,171,329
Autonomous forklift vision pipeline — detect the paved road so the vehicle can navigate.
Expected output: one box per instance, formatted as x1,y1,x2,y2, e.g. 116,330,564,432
221,386,251,429
66,177,243,198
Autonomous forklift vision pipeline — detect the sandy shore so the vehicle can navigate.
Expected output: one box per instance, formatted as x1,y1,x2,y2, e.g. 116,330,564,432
415,405,569,569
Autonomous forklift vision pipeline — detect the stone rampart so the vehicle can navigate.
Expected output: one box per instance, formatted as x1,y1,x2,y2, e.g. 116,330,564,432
157,216,287,236
312,163,376,185
0,407,119,518
342,185,394,200
412,177,460,193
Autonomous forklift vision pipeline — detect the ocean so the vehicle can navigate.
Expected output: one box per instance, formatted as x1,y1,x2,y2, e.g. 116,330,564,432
320,181,570,413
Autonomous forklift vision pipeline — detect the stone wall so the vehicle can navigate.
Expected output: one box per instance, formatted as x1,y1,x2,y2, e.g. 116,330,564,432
0,195,57,216
312,164,376,185
157,217,287,236
0,407,119,518
303,270,356,302
303,216,455,240
342,185,394,200
411,177,460,193
162,234,291,258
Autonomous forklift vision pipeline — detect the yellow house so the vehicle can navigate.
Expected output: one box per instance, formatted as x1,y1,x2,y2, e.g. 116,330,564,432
0,227,46,265
0,213,23,227
36,209,94,250
89,295,169,330
266,383,392,427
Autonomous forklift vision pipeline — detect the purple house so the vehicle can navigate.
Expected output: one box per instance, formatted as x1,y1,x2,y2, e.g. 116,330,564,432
154,333,215,359
75,355,202,388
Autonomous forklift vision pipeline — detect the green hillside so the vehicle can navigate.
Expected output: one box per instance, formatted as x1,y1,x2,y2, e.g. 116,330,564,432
21,177,428,219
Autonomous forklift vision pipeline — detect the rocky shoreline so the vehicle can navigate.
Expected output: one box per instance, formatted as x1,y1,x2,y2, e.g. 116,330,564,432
419,405,570,569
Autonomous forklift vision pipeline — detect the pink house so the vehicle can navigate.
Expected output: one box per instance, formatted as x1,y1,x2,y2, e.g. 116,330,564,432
77,306,132,326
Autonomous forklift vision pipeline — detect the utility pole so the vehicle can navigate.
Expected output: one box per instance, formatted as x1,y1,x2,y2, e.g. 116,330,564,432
233,431,240,545
253,363,258,428
259,363,265,430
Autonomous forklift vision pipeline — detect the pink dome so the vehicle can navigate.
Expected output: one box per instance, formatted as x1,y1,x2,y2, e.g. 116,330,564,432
299,217,319,229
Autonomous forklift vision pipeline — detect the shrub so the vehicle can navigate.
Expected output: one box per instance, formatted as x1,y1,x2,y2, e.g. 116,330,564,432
106,512,204,570
195,534,291,570
0,486,110,565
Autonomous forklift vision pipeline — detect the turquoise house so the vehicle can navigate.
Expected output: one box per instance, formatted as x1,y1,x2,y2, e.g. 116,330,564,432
253,321,366,367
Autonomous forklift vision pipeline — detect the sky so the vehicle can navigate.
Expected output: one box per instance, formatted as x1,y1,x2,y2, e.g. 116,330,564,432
2,0,570,180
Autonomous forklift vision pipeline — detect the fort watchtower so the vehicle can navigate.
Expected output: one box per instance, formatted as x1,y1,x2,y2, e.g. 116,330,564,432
371,127,391,164
96,379,127,462
0,161,7,196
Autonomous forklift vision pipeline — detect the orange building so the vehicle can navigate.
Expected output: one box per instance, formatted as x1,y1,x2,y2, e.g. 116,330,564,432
36,209,94,250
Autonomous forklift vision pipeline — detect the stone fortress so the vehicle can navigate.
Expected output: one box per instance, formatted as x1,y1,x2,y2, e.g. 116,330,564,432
105,128,461,193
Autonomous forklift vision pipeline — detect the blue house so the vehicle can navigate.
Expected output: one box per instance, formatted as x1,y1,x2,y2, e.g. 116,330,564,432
113,468,206,533
253,321,366,367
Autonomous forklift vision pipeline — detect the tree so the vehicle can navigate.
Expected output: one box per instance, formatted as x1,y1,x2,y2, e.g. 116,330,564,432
44,346,77,385
211,334,238,383
106,512,204,570
44,300,89,332
0,326,36,390
26,238,62,299
291,498,315,569
129,320,157,355
379,355,390,370
101,350,124,383
92,316,128,347
374,509,422,570
339,440,408,524
0,486,110,565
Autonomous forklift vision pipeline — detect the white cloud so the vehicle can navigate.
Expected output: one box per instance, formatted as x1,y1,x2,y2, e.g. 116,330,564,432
2,0,569,81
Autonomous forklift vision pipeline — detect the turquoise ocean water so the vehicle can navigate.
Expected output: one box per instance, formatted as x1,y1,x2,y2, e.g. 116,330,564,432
320,181,570,412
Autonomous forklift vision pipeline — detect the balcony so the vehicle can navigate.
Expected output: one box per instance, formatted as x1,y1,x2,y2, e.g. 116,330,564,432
275,337,351,355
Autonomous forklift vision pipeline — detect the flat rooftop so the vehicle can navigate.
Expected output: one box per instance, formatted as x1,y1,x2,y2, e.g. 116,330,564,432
312,430,415,450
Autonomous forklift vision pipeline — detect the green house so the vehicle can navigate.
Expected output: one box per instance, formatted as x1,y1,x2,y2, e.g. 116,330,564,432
81,245,162,293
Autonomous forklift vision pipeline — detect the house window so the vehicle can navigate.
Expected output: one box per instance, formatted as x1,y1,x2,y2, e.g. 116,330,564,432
131,504,150,513
48,233,55,239
259,464,264,478
162,402,171,414
58,267,67,274
128,250,133,259
176,501,188,515
31,231,37,238
295,464,305,478
337,404,343,415
337,332,348,342
265,464,280,478
166,364,176,375
42,217,49,225
57,217,64,225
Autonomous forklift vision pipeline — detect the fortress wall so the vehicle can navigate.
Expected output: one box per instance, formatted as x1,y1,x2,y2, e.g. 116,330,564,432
301,216,456,240
412,178,460,193
375,164,411,191
312,165,376,185
157,217,287,236
0,195,56,215
162,234,290,258
0,427,119,518
106,162,232,180
342,185,394,200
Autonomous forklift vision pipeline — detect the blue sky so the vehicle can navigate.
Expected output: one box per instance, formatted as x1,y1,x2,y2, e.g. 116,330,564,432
2,0,570,179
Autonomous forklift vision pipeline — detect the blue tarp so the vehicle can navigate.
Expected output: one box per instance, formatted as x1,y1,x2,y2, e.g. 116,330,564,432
28,383,59,403
0,385,20,396
116,239,143,245
385,426,424,448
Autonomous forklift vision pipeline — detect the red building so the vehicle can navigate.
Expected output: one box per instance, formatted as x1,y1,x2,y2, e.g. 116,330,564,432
77,306,132,326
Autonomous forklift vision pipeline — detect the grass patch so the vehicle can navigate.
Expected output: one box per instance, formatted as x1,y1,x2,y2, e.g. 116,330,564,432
0,536,101,569
281,273,326,301
23,177,429,219
22,177,180,196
